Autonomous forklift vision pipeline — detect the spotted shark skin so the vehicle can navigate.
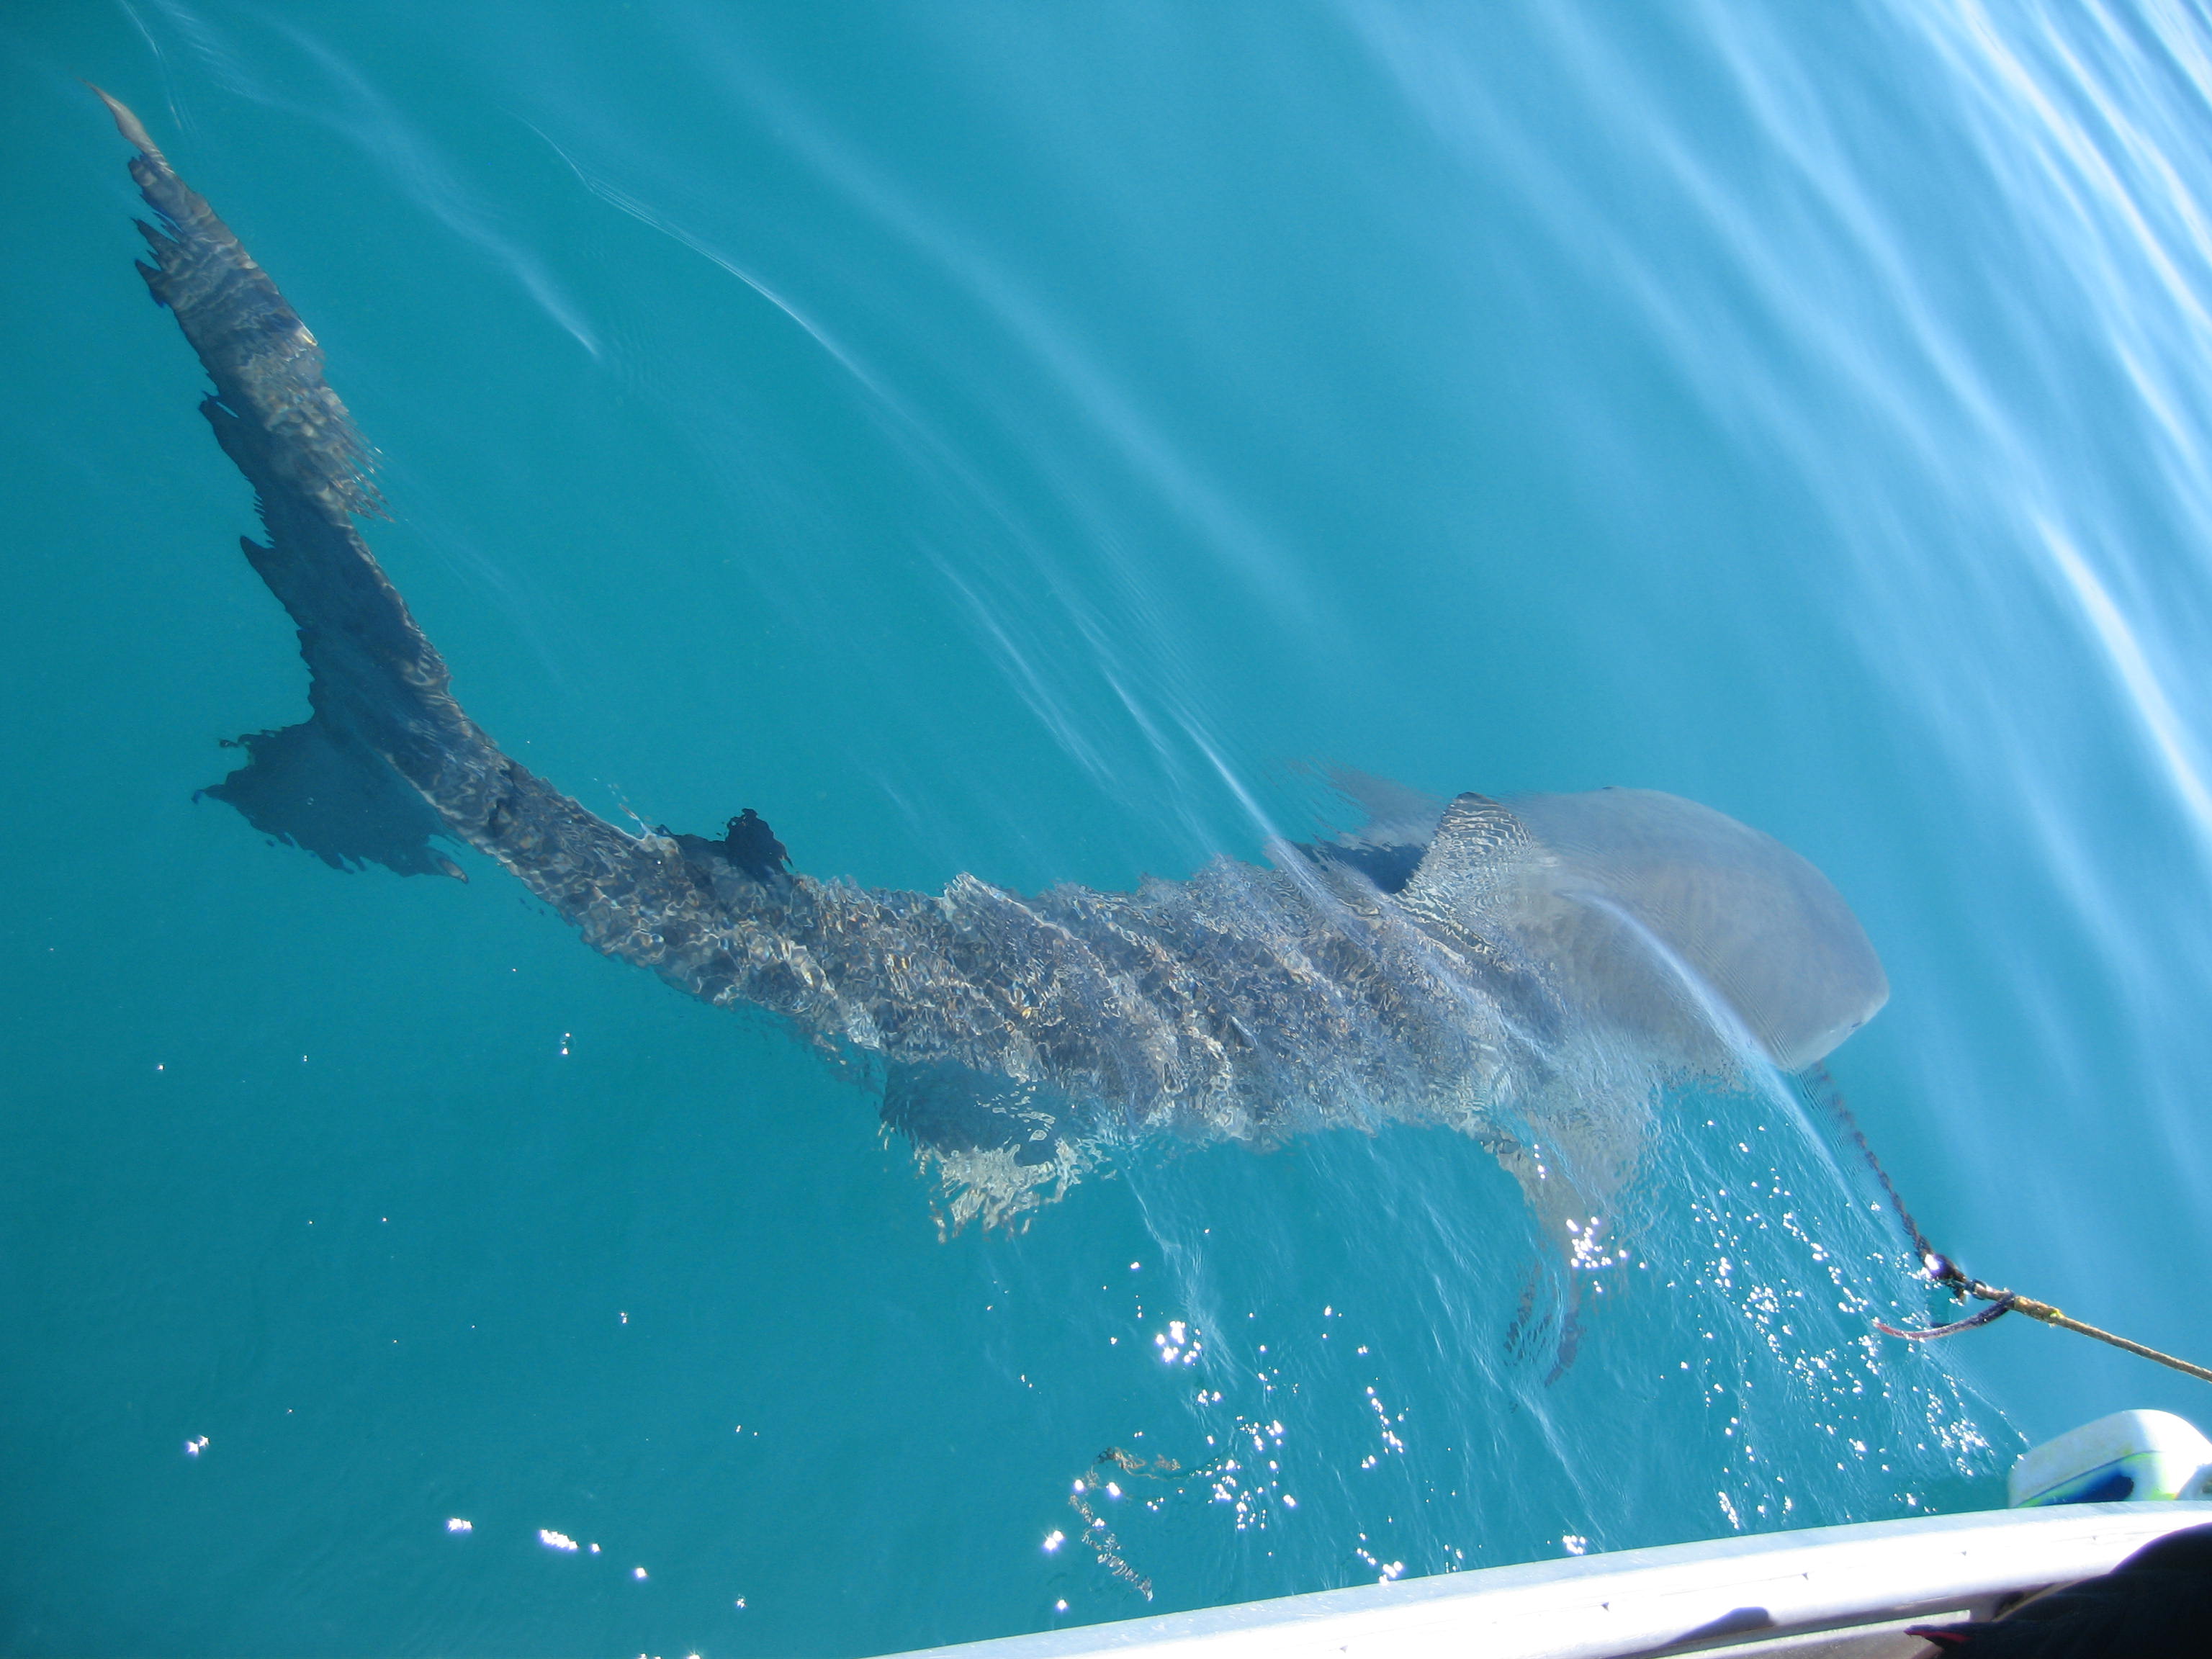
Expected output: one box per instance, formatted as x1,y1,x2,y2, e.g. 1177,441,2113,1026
97,92,1884,1231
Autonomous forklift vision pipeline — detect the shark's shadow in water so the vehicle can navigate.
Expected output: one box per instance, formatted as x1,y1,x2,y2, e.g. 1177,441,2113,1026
94,91,1889,1240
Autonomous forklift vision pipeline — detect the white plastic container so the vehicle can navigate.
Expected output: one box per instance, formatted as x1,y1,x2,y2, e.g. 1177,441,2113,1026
2008,1408,2212,1507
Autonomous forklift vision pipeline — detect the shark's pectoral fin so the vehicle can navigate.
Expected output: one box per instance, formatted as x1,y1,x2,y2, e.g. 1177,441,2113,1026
1502,1253,1590,1385
199,716,459,878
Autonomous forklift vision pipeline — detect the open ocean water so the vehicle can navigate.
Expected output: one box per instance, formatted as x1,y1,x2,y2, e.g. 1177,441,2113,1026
6,2,2212,1654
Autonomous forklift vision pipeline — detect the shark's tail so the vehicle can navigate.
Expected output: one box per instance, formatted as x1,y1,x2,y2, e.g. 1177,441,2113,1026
96,87,680,922
93,84,385,521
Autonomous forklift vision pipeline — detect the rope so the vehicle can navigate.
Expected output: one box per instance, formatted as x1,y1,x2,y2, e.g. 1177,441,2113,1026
1875,1295,2015,1341
1803,1064,2212,1386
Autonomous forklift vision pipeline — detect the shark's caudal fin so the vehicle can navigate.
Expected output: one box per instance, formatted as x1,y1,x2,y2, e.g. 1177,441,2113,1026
94,85,463,876
95,87,685,907
91,84,384,518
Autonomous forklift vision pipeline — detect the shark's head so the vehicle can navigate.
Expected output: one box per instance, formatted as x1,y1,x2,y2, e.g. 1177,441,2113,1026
1511,789,1888,1069
1399,787,1889,1071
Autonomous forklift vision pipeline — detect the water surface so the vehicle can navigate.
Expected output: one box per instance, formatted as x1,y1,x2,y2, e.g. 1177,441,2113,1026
6,3,2212,1654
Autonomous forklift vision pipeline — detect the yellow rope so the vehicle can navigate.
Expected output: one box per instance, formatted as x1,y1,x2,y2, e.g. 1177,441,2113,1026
1807,1065,2212,1385
1973,1282,2212,1385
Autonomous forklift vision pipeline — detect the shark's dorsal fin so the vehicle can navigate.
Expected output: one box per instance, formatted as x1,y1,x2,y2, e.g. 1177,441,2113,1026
1401,793,1535,917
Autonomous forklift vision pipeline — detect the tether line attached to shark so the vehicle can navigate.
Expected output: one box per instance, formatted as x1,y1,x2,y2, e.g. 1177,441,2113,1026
1807,1064,2212,1385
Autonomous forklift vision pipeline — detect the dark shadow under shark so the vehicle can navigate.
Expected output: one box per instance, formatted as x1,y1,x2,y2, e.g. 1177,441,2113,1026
96,91,1889,1234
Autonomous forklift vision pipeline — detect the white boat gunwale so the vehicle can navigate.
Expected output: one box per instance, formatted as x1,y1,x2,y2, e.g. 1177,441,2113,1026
885,1501,2212,1659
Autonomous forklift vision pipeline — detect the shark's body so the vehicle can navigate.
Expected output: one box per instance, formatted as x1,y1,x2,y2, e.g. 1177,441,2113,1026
99,94,1887,1230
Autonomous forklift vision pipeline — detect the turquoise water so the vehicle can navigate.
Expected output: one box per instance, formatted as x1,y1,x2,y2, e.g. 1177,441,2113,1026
6,1,2212,1653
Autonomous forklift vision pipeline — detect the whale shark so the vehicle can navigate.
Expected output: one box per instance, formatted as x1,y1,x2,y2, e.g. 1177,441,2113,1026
95,91,1888,1233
